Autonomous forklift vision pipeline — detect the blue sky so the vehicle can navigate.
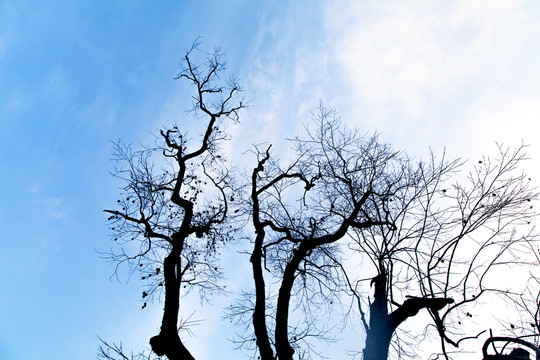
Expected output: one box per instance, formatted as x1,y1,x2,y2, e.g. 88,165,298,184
1,1,540,359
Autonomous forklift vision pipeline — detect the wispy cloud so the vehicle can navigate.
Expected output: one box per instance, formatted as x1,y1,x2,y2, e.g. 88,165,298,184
328,1,539,120
241,0,540,162
40,67,76,108
3,91,33,115
0,1,18,60
30,197,65,223
327,0,536,112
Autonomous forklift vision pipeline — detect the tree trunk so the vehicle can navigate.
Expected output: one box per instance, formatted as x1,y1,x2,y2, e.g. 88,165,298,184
275,245,308,360
251,229,276,360
363,272,454,360
363,324,393,360
363,272,393,360
150,250,195,360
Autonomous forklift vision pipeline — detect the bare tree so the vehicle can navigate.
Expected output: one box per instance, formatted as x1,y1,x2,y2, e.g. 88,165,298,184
103,43,244,360
245,106,409,360
235,105,538,360
348,142,538,360
102,48,538,360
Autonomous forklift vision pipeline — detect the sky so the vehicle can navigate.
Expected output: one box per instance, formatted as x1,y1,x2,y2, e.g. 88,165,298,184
1,1,540,359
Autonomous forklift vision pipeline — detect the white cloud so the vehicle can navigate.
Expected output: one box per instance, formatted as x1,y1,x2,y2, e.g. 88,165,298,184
327,0,531,111
300,0,540,161
234,1,540,358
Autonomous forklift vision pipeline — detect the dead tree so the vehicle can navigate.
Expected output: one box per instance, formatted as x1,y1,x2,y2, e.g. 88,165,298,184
103,47,538,360
245,106,426,360
345,143,538,360
104,44,244,360
242,106,537,360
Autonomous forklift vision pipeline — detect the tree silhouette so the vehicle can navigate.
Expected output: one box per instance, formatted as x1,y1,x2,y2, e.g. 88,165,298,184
103,43,244,360
101,46,538,360
235,106,538,360
351,142,537,360
480,247,540,360
482,336,539,360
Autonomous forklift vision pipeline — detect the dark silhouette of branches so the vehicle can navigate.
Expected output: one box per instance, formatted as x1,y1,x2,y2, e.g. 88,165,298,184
101,43,244,360
344,144,538,360
482,336,540,360
237,106,538,360
101,46,539,360
241,105,437,360
97,337,161,360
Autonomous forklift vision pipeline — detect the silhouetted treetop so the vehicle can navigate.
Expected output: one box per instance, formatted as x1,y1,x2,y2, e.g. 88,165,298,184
100,45,539,360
